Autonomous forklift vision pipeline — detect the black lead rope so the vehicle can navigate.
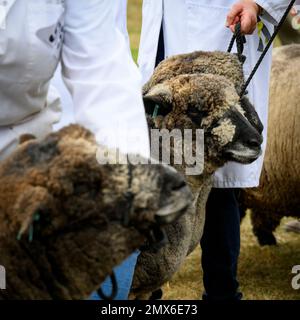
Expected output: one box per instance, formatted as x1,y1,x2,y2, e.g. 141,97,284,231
227,0,297,97
227,22,246,64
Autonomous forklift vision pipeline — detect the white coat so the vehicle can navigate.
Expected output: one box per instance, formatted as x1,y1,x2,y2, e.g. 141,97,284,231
52,0,130,132
0,0,150,160
138,0,291,188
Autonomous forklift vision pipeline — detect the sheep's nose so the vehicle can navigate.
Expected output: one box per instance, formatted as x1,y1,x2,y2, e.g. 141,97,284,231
155,165,192,225
246,136,262,149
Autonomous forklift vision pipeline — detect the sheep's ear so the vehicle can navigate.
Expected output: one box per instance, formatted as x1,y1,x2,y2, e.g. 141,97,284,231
143,83,173,116
14,186,54,241
233,53,246,64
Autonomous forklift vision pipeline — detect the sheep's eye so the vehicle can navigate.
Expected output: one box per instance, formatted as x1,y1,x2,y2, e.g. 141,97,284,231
187,105,205,123
144,101,171,118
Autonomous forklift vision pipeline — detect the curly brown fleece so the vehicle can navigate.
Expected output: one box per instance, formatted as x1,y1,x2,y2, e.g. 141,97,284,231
143,51,245,96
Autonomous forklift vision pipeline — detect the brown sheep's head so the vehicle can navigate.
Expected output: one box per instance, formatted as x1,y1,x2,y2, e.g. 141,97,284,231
143,50,263,136
144,72,263,173
0,125,192,299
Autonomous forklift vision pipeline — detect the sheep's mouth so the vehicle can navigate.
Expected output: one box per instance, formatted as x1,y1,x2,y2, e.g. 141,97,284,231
140,183,192,251
155,184,192,225
224,145,262,164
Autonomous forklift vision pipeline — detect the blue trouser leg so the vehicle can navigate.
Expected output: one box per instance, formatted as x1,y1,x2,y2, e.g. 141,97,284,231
200,188,242,301
90,251,139,300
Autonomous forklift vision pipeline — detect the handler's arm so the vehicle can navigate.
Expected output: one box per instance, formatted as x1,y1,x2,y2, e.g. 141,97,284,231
61,0,150,158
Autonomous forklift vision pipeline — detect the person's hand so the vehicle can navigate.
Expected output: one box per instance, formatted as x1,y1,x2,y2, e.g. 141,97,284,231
290,6,298,17
226,0,261,34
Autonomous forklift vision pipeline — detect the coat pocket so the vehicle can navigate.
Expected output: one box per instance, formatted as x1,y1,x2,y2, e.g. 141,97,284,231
28,0,65,80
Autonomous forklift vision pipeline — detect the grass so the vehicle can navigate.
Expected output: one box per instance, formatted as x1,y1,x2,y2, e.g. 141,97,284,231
163,214,300,300
127,1,300,300
127,0,143,62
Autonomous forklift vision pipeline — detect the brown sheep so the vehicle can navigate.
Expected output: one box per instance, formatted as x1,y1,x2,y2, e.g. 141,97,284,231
240,44,300,246
0,124,192,300
129,50,264,299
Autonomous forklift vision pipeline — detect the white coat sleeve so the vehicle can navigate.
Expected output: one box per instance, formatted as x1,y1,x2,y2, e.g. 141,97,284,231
115,0,130,48
255,0,293,24
61,0,150,158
